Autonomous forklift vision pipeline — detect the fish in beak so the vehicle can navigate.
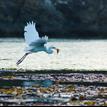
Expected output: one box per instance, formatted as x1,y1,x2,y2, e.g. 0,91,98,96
52,47,60,54
56,48,60,54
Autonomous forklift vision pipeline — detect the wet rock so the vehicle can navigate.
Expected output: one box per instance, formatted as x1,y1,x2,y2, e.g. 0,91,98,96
83,101,96,106
0,72,106,106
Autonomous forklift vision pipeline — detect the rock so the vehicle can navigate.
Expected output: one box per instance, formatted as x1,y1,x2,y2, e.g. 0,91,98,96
83,101,96,106
0,0,107,38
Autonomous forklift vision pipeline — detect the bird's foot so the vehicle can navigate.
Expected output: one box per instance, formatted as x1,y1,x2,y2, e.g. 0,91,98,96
16,53,29,66
16,59,22,66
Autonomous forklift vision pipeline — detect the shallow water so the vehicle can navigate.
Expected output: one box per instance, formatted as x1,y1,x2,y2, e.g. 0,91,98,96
0,38,107,70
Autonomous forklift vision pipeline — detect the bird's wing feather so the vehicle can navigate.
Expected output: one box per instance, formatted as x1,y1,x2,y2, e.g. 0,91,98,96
30,35,48,47
24,22,40,45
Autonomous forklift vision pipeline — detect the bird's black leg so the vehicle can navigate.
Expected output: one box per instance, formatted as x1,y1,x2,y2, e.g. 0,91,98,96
16,53,29,66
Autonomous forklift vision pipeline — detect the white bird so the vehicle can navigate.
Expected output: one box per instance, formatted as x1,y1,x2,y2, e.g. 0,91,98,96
16,21,60,65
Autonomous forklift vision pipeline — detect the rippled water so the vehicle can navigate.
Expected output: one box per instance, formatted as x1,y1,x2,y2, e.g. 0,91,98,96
0,38,107,70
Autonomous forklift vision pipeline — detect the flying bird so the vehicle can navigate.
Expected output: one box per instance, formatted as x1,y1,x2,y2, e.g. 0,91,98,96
16,21,60,65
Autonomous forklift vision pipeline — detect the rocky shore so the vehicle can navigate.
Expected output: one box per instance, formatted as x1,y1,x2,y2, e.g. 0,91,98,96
0,71,106,106
0,72,107,83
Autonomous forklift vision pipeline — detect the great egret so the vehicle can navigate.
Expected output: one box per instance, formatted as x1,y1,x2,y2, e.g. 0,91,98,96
16,21,60,65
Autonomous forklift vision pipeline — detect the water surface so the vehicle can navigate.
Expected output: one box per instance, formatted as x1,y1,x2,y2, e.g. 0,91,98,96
0,38,107,70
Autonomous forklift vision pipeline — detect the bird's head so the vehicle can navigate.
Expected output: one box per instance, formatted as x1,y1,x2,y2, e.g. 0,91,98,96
46,46,60,54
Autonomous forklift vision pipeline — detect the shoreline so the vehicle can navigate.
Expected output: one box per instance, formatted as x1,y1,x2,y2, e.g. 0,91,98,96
0,69,107,74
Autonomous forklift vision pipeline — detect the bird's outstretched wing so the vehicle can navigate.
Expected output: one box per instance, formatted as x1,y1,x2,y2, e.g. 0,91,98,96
24,21,48,47
24,21,40,45
29,35,48,47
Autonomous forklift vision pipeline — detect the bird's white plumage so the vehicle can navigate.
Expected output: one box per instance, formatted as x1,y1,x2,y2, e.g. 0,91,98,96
24,22,48,47
16,21,59,65
24,22,40,45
